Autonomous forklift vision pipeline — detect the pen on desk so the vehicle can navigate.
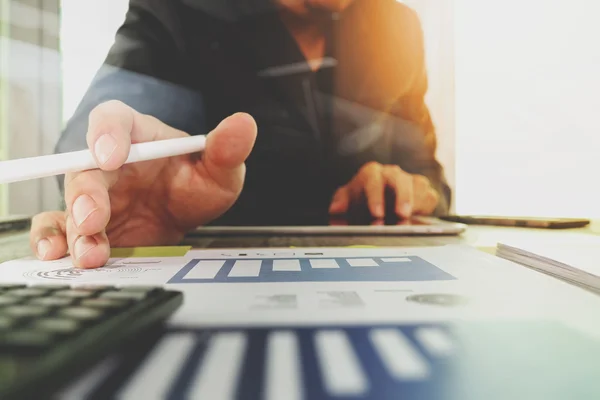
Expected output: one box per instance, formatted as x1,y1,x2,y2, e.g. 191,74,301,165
0,135,207,185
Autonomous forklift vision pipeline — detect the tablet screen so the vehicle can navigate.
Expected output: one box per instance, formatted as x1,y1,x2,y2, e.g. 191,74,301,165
210,212,433,227
329,215,432,226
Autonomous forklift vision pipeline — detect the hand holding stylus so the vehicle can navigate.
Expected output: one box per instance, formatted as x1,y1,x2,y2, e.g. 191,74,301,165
29,100,257,269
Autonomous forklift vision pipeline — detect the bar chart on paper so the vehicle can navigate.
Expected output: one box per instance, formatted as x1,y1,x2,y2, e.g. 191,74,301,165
62,324,459,399
168,256,456,284
62,322,600,400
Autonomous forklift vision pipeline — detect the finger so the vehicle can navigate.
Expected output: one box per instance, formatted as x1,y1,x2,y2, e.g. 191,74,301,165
383,166,413,218
329,217,349,226
30,211,68,260
329,186,350,214
362,165,385,218
66,214,111,269
411,175,437,215
86,100,135,170
200,113,257,192
86,100,188,171
64,170,113,237
415,188,439,215
411,175,429,208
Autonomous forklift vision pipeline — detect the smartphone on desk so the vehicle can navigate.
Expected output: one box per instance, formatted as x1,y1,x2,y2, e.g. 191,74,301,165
440,215,590,229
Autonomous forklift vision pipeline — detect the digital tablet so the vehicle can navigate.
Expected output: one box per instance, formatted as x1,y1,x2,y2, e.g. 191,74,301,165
191,216,467,236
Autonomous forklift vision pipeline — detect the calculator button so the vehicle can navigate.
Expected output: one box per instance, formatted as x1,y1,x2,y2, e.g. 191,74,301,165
0,317,15,330
34,318,80,334
29,297,74,307
80,298,127,310
0,357,18,381
0,296,20,306
120,286,161,294
5,288,48,298
29,285,70,291
2,330,54,349
0,284,26,290
3,305,50,318
54,289,96,298
71,285,113,291
100,291,146,301
59,307,103,321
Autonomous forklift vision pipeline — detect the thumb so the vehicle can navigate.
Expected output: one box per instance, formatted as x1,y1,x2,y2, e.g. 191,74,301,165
86,100,135,171
200,113,257,189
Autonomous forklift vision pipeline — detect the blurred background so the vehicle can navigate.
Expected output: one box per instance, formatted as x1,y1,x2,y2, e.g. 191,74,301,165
1,0,599,218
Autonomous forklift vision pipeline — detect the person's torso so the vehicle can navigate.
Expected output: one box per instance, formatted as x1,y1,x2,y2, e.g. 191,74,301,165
163,0,423,224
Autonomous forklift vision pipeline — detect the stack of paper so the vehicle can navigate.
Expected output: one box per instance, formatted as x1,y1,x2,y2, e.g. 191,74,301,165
497,241,600,292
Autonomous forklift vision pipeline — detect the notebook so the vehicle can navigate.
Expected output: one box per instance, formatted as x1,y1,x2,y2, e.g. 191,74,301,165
497,239,600,292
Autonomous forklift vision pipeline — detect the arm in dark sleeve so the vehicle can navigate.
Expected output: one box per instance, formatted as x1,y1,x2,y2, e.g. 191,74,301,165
55,1,205,190
388,8,451,215
331,4,451,214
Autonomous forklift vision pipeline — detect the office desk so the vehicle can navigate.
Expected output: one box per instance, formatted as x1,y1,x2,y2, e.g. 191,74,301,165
3,222,600,399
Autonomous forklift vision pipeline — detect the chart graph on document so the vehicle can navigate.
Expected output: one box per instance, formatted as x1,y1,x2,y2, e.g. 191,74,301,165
64,324,459,400
168,256,456,284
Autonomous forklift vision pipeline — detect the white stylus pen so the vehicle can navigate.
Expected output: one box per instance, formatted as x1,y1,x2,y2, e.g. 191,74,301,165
0,135,207,185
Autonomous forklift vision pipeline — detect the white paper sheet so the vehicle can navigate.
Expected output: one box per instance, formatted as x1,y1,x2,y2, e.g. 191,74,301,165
24,245,600,399
3,245,600,335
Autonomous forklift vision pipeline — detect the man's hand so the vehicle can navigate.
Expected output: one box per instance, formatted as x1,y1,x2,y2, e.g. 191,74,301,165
328,161,439,219
30,100,256,269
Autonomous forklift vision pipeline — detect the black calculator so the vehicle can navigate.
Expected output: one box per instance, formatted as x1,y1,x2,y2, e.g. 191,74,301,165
0,284,183,399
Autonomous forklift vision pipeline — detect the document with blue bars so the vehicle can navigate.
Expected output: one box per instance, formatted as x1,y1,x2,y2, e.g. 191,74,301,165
168,255,455,284
59,322,600,399
4,245,600,399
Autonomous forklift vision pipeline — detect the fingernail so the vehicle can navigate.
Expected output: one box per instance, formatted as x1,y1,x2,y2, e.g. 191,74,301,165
94,134,118,165
400,203,413,218
238,112,255,125
74,236,97,260
37,238,51,259
72,194,98,227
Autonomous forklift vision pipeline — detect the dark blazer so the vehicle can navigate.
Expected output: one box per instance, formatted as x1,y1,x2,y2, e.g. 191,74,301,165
57,0,451,225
